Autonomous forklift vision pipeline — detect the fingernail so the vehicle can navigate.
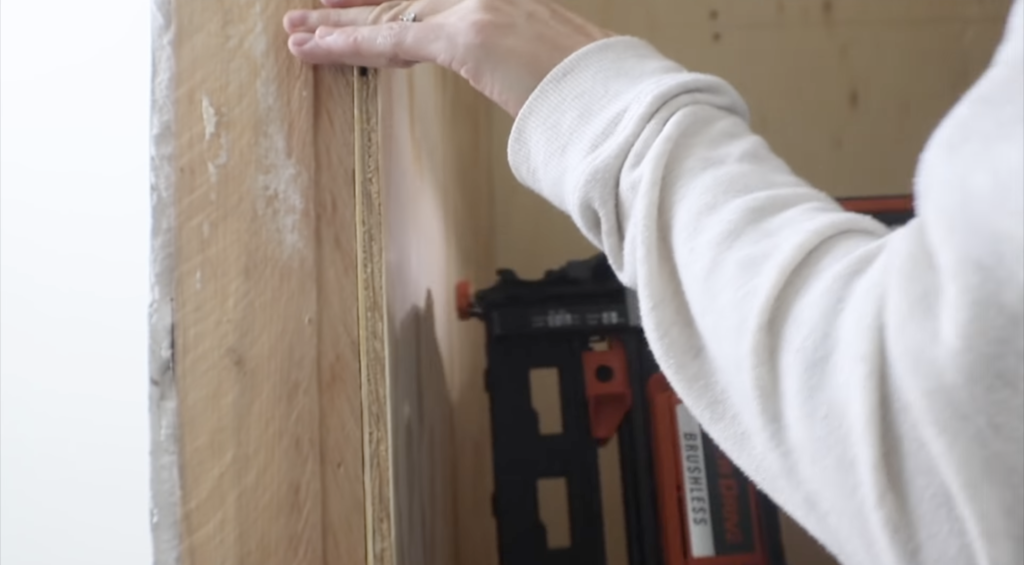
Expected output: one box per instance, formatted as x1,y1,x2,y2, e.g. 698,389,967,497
290,33,315,49
283,10,307,31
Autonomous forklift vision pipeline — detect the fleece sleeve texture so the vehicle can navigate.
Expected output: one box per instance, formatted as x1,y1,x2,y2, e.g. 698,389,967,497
507,2,1024,564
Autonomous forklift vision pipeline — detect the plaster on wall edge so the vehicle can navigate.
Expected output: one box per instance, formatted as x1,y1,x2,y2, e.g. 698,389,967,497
252,2,308,257
149,0,182,563
201,95,228,183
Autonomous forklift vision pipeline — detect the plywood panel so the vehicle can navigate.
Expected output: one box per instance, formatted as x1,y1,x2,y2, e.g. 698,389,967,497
492,0,1012,277
156,3,497,563
481,1,1015,564
316,64,367,565
150,1,364,563
375,64,496,565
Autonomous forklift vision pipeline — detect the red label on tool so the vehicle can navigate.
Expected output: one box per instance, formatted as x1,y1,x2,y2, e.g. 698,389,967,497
648,373,773,565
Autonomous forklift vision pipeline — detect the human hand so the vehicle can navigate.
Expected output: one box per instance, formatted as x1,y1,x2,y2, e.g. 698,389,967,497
283,0,614,116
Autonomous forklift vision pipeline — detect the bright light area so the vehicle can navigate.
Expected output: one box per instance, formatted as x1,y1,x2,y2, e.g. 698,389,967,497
0,0,154,563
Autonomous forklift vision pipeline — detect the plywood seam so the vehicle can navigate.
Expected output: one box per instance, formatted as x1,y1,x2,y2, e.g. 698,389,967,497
354,67,395,565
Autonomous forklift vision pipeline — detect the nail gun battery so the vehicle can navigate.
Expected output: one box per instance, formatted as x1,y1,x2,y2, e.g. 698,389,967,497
648,374,784,565
643,194,915,565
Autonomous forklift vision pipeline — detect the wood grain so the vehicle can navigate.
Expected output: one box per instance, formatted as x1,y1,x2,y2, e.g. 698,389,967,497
375,64,495,565
491,0,1013,278
315,65,366,565
155,1,365,563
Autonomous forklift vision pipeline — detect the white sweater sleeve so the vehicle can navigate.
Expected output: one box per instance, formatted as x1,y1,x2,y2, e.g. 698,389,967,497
507,2,1023,564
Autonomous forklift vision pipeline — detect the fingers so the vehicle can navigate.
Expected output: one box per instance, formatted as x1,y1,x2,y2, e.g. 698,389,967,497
288,20,442,68
284,1,415,33
321,0,385,7
284,7,376,33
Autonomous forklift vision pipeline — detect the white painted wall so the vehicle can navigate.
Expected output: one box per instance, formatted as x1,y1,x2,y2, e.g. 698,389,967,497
0,0,154,563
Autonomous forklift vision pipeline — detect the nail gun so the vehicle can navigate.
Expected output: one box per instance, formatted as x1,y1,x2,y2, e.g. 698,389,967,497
454,195,913,565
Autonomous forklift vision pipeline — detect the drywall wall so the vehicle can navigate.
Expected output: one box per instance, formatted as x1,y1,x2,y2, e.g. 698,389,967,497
0,0,153,563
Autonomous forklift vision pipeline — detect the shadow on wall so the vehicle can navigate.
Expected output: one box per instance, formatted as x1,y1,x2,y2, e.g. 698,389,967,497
392,290,457,565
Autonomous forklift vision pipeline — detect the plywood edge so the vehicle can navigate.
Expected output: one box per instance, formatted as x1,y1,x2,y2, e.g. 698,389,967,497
354,67,396,565
314,64,368,565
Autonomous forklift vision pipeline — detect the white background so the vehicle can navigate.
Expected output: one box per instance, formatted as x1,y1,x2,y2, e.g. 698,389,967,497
0,0,155,563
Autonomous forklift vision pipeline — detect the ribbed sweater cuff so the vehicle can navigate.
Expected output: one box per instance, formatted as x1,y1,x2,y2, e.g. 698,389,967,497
507,36,685,213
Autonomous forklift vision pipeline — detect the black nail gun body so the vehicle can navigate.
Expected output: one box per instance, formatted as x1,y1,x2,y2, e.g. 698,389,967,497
454,196,913,565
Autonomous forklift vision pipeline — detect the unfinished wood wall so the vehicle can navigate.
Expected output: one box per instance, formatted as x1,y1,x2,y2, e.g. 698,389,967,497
151,1,367,564
154,0,495,562
155,3,494,558
490,0,1012,278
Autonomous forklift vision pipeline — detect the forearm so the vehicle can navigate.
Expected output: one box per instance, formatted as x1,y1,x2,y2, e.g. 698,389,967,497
508,31,1023,565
